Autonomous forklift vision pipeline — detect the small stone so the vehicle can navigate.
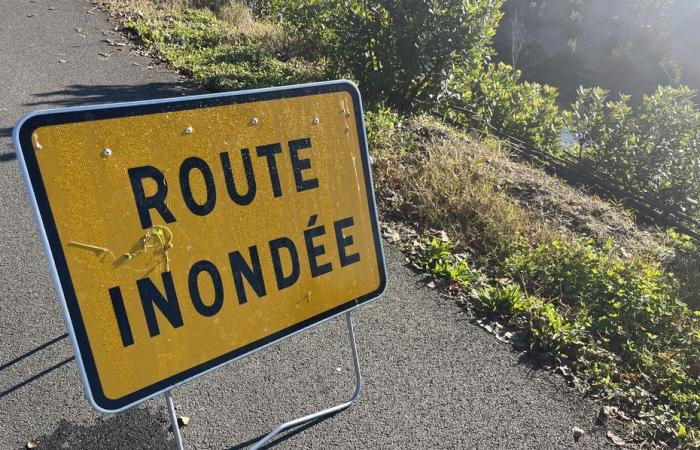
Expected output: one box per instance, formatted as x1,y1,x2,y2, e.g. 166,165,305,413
177,416,190,428
572,426,584,441
26,440,38,449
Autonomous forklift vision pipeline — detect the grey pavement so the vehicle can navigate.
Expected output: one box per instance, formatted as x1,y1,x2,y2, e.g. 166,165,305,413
0,1,613,449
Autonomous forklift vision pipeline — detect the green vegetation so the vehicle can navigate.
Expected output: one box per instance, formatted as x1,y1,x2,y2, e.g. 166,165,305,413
256,0,503,111
567,85,700,217
444,61,563,153
102,0,699,446
107,1,324,90
414,232,699,446
371,113,699,447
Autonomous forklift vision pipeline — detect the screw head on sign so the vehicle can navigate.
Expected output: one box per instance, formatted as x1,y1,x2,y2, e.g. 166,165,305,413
312,117,320,125
251,117,259,125
102,148,112,157
184,126,193,135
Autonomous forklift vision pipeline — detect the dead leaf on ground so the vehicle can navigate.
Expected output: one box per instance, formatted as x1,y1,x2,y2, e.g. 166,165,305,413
177,416,190,428
572,426,584,441
382,226,401,243
427,280,436,289
26,439,38,449
607,430,626,446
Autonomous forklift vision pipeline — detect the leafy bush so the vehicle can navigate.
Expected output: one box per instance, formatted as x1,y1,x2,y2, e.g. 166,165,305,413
567,85,700,217
474,284,583,357
413,237,475,285
505,239,700,444
256,0,504,111
443,62,564,153
365,106,403,149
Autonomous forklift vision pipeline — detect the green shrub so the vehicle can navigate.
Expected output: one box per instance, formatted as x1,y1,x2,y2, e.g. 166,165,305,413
504,239,700,443
474,284,582,356
257,0,503,112
567,85,700,217
413,237,475,285
443,62,564,153
365,106,402,148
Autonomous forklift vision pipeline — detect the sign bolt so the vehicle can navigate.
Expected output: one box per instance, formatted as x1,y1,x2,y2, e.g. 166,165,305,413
312,117,320,125
184,126,193,135
251,117,259,125
102,148,112,157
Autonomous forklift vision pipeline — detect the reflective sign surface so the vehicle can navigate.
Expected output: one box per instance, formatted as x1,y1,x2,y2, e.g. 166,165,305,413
14,80,386,412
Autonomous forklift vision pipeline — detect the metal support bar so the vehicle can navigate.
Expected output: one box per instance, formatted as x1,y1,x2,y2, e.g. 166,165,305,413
163,311,362,449
251,311,362,449
165,390,185,450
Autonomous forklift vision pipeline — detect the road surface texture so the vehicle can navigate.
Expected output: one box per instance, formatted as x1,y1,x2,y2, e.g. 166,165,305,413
0,1,613,449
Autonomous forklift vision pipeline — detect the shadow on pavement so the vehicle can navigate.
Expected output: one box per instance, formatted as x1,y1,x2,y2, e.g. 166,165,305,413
0,357,75,399
35,408,172,450
0,334,73,399
24,81,201,108
0,333,68,372
0,127,16,162
30,404,338,449
0,152,17,162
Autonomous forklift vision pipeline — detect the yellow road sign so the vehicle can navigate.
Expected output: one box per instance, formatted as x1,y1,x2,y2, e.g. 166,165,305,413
13,80,386,412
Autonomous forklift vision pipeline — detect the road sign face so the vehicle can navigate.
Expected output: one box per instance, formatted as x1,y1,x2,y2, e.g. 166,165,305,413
13,80,386,413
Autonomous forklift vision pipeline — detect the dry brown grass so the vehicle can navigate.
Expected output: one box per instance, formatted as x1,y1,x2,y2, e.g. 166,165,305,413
374,116,557,259
372,115,700,308
216,1,293,55
103,0,295,56
372,115,672,263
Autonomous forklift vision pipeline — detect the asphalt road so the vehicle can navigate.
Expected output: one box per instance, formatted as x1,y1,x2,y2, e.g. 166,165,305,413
0,1,614,449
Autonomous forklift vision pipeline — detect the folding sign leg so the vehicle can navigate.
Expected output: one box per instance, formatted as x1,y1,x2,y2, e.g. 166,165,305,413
164,311,362,450
165,390,185,450
250,311,363,450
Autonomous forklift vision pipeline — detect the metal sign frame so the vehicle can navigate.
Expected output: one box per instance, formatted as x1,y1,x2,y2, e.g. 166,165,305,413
13,80,387,414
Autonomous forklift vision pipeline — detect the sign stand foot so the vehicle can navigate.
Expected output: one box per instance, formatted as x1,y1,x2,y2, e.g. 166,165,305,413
251,311,362,449
164,311,362,449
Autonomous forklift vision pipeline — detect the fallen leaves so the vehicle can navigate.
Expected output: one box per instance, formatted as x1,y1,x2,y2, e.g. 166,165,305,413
26,440,38,449
169,415,190,432
103,38,128,47
607,430,626,446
